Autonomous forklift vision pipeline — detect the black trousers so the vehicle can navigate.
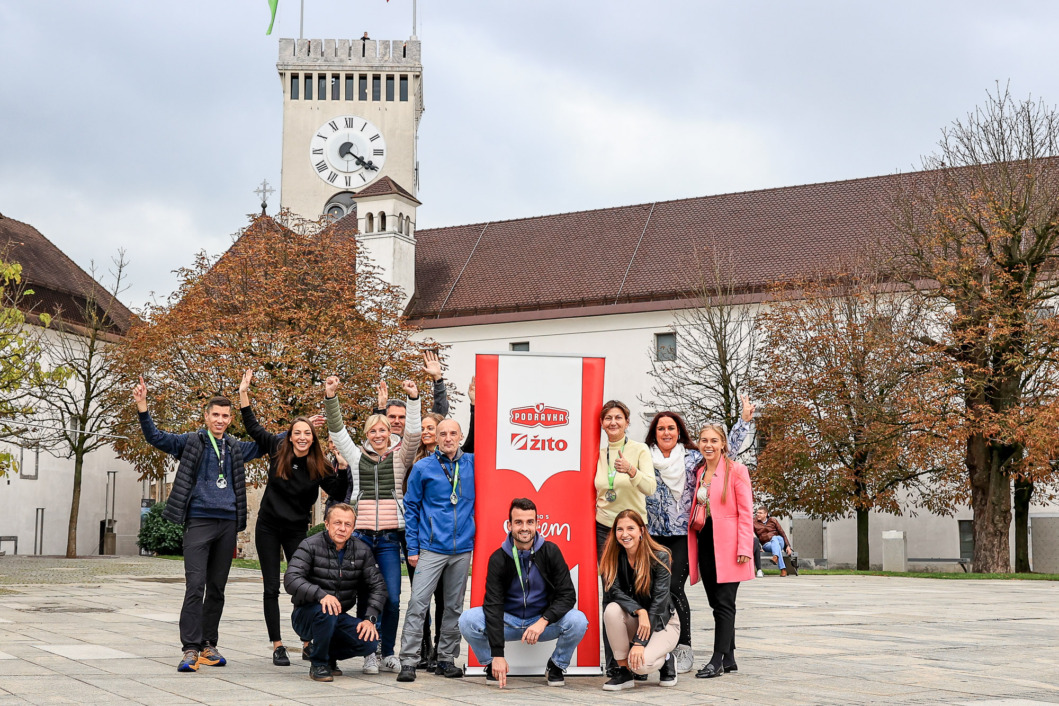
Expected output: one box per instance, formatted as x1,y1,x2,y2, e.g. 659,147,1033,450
256,521,306,643
696,516,739,656
655,534,692,646
180,518,237,651
400,531,443,658
596,521,616,673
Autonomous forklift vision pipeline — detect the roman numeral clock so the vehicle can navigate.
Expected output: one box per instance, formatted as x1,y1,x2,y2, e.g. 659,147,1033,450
310,116,387,190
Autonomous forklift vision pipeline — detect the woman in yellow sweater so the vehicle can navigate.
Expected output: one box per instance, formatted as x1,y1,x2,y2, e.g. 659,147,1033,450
594,399,656,679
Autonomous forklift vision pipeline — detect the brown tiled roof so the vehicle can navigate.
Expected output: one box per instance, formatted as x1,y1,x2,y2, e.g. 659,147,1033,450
408,171,898,326
0,213,135,334
355,176,421,204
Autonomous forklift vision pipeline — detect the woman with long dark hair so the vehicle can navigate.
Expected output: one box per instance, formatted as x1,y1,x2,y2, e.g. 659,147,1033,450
642,397,754,673
238,370,348,667
599,509,679,691
688,422,755,679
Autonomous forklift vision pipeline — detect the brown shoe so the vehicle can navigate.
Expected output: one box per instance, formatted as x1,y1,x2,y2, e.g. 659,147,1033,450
780,568,788,577
770,555,778,564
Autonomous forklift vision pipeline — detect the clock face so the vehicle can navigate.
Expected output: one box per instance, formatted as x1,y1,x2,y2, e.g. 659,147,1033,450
309,116,387,189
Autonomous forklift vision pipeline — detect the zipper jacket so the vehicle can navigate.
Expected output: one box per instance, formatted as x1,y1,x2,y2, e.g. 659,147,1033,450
403,448,475,557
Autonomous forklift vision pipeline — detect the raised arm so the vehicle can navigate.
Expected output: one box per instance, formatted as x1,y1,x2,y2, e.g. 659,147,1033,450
398,380,422,469
238,370,282,459
422,350,449,416
727,394,756,458
133,375,189,458
322,376,363,468
461,376,475,453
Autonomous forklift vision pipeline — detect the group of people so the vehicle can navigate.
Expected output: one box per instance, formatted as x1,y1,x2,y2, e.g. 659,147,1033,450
133,354,790,691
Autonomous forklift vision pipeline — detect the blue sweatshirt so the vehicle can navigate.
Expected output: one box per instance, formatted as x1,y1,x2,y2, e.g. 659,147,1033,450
403,448,475,556
501,533,549,620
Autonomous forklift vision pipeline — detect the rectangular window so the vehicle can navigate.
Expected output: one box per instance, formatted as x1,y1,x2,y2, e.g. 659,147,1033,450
399,75,409,101
331,73,340,100
958,520,974,560
290,73,299,100
372,74,381,101
304,73,313,100
345,74,354,101
359,74,368,101
510,342,530,352
386,74,395,101
19,446,38,480
318,74,327,100
655,332,677,361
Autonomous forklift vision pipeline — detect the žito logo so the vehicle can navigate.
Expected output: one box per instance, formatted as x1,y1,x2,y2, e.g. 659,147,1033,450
511,433,568,452
510,403,570,428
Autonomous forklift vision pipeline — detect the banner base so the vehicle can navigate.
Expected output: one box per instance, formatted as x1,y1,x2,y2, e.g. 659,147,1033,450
467,666,604,677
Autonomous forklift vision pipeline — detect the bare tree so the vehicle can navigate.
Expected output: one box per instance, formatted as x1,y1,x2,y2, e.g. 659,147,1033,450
643,249,757,452
32,252,130,557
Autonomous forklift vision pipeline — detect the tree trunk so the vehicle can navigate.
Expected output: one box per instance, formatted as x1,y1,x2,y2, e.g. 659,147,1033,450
1014,478,1034,573
967,433,1012,573
856,507,869,571
66,453,84,558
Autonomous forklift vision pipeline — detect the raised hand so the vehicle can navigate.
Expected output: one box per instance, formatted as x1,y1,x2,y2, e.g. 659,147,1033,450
740,394,756,423
422,350,443,381
376,380,388,409
401,379,419,399
239,369,253,395
325,376,340,398
308,414,326,429
468,376,476,406
133,375,148,412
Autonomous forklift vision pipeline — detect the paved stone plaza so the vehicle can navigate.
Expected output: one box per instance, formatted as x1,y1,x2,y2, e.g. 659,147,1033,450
0,556,1056,705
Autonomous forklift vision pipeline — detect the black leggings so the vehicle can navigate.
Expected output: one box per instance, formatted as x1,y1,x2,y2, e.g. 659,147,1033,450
696,516,739,656
655,534,692,646
256,521,306,643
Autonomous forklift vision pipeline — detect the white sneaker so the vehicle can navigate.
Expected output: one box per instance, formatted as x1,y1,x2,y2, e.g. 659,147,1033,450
757,569,764,578
362,653,379,674
381,655,401,672
673,643,694,674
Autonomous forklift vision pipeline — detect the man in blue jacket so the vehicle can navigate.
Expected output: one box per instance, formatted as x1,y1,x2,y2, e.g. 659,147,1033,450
134,376,264,673
397,418,475,682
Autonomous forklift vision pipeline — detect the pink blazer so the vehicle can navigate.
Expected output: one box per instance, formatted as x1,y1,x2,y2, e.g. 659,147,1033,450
688,459,755,586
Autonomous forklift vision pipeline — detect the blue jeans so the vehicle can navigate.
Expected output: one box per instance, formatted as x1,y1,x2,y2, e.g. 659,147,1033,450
353,530,402,656
291,604,377,667
763,536,787,569
458,606,589,670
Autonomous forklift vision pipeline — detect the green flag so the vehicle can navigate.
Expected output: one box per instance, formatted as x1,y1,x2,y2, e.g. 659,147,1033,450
266,0,279,35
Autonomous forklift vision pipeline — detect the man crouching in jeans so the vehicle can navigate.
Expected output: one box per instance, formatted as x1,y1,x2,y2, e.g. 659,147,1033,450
459,498,588,688
284,503,387,681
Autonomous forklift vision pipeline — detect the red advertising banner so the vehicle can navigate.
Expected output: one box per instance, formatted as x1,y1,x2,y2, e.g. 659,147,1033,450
470,353,605,675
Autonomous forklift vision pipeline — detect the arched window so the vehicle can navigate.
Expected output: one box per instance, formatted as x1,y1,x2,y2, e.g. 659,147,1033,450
365,212,374,233
397,212,404,234
405,216,412,235
379,211,387,231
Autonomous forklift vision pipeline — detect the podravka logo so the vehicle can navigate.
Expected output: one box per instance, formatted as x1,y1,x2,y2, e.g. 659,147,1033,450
510,403,570,428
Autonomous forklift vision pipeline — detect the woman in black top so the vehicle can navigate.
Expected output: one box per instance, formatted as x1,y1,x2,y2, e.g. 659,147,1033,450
599,509,680,691
238,370,349,666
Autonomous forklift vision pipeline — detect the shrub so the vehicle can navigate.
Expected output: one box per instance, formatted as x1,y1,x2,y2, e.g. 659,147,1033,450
137,502,185,555
307,522,325,537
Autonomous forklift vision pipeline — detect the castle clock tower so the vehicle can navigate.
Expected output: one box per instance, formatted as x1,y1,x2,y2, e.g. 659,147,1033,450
276,37,423,220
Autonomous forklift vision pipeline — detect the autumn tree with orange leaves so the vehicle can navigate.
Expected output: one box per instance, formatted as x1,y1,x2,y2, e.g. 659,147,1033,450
751,269,964,570
890,87,1059,573
109,213,433,485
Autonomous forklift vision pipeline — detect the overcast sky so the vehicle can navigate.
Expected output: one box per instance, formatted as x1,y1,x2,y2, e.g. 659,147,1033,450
2,1,1058,308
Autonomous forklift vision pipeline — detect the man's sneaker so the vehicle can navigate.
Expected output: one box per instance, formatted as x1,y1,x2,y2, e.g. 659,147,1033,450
309,664,333,682
197,645,226,667
396,665,417,682
545,659,565,687
329,660,342,677
673,643,694,674
302,642,312,660
435,660,463,678
177,649,199,672
602,666,636,691
756,569,764,578
484,662,498,682
633,672,648,681
381,655,401,672
272,645,290,666
362,653,380,674
659,653,678,687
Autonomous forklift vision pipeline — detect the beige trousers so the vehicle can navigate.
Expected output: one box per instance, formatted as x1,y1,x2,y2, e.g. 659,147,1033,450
603,602,680,674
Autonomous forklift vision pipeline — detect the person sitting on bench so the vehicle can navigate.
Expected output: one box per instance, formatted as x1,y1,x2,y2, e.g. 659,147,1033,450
754,506,796,576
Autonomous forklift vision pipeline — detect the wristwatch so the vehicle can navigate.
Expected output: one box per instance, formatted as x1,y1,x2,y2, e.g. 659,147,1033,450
368,615,378,625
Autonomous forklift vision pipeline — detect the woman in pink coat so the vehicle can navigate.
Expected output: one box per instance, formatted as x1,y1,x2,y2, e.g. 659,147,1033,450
687,422,754,679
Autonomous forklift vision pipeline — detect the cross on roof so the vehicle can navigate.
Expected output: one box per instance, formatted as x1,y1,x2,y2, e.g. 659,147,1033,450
254,179,275,215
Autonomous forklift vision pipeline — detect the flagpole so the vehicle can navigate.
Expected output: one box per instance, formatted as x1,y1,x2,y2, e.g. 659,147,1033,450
412,0,417,38
299,0,305,39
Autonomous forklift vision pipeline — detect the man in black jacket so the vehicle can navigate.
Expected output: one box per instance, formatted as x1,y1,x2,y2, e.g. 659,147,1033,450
284,503,387,681
458,498,588,688
134,376,264,674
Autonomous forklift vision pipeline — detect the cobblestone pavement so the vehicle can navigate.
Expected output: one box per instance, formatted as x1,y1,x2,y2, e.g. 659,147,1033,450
0,556,1057,705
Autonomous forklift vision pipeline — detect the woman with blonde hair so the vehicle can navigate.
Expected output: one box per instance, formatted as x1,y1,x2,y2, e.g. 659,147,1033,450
599,509,679,691
687,422,755,679
322,375,421,675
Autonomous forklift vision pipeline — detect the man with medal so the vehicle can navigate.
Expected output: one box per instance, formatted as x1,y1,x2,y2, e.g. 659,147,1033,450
396,418,476,682
133,376,265,673
458,498,588,688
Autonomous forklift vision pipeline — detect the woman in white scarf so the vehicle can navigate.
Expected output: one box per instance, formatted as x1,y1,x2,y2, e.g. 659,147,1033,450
642,396,755,673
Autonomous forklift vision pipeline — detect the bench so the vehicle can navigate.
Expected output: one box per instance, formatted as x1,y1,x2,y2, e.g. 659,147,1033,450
0,536,17,556
908,557,972,573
